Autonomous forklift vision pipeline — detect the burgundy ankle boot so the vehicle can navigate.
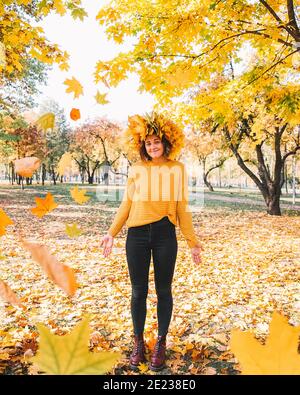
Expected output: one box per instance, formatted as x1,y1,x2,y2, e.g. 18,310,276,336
129,334,147,370
150,335,167,371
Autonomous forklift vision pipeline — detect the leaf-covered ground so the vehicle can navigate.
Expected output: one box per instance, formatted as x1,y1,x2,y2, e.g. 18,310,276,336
0,184,299,375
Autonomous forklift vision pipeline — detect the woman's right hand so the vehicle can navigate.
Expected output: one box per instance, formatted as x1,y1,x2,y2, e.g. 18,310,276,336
100,233,114,257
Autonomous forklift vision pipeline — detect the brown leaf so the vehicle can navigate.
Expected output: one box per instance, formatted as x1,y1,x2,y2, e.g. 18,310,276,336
22,240,77,296
0,280,22,306
14,157,41,178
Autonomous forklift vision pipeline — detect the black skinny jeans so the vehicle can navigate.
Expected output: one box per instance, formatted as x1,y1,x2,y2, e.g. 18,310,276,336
125,216,178,337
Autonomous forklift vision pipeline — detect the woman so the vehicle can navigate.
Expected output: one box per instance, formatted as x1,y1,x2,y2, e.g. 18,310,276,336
100,112,202,372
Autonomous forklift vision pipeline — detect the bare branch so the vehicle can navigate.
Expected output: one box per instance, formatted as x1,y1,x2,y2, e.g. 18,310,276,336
259,0,296,37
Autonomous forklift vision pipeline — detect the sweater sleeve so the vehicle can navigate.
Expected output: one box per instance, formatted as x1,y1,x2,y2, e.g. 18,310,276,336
108,166,135,237
176,163,201,249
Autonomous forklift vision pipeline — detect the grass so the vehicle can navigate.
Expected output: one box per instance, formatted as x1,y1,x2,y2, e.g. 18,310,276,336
1,182,299,216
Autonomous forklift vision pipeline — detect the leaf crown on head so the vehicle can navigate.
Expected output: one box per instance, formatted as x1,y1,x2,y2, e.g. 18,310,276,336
123,111,185,160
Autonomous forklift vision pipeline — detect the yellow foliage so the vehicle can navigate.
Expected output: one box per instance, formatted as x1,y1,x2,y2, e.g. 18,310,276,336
36,113,55,132
65,223,83,238
95,90,109,105
230,312,300,374
57,152,73,176
64,77,84,99
31,316,122,374
70,186,91,204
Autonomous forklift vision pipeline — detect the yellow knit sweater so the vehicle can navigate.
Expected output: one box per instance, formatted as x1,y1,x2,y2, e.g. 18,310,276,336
108,159,201,248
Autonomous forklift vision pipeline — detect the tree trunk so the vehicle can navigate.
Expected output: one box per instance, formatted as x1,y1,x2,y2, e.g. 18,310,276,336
264,191,281,215
9,162,15,185
223,124,290,216
202,157,227,192
203,173,214,191
42,163,46,186
80,167,85,184
51,166,56,185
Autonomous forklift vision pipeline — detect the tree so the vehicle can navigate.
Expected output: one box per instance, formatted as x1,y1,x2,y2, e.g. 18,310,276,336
0,1,88,115
0,0,87,79
95,0,300,214
0,58,49,113
185,121,230,191
70,118,122,185
38,99,71,185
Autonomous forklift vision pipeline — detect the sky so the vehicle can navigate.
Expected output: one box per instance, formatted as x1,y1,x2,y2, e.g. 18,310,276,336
35,0,255,127
36,0,156,126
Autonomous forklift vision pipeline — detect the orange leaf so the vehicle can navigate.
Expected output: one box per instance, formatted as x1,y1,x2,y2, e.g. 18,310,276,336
70,108,81,121
0,208,14,236
0,280,22,306
14,157,41,178
31,192,58,218
22,240,77,296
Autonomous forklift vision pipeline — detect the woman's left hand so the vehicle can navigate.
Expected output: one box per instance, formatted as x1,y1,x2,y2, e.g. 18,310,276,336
191,246,202,265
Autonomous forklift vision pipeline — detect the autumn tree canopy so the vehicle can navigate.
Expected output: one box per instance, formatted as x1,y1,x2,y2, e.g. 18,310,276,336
95,0,300,214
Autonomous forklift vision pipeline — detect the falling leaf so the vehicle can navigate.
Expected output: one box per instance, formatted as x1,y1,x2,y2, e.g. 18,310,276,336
95,90,109,105
22,240,78,297
70,108,81,121
57,152,73,176
71,7,88,21
64,77,84,99
36,113,55,131
30,316,122,374
0,208,14,236
30,192,58,218
70,186,90,204
0,280,22,306
229,311,300,374
65,223,83,238
14,157,41,178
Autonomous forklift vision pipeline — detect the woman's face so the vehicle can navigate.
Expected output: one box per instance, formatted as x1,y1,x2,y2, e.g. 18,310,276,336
145,134,164,160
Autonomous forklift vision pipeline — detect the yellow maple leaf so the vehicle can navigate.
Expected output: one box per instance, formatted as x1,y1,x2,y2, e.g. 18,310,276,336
53,0,66,15
138,362,149,373
229,311,300,374
36,112,55,131
70,186,90,204
64,77,84,99
31,192,59,218
59,62,70,72
95,90,109,105
65,223,83,238
30,316,122,374
0,208,14,236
